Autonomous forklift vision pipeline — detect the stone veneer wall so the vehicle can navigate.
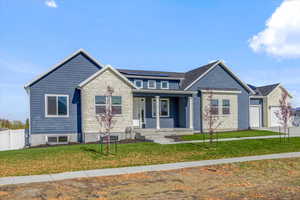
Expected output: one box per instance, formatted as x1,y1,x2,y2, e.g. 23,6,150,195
81,69,133,142
202,92,238,132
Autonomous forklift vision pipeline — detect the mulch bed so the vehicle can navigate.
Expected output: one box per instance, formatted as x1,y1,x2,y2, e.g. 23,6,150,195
29,138,147,149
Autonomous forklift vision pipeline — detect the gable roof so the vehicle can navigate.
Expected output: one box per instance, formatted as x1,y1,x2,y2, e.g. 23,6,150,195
24,49,254,95
181,61,219,89
78,65,137,89
183,60,255,94
24,49,104,89
249,83,292,98
248,83,279,96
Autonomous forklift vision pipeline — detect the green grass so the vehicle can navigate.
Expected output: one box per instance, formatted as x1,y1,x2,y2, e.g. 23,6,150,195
181,130,279,141
0,136,298,177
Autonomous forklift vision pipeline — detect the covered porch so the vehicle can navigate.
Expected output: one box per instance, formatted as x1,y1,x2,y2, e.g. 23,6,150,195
132,89,197,130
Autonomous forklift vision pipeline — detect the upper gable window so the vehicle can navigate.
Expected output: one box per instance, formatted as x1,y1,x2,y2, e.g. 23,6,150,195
148,80,156,89
161,81,169,89
45,94,69,117
134,80,143,89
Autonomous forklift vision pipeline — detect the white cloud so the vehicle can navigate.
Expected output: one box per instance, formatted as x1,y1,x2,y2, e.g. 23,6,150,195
45,0,57,8
249,0,300,58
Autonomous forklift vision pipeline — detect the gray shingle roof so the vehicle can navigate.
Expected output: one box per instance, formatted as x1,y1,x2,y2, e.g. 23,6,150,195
181,61,219,89
248,83,280,96
118,61,219,90
117,69,185,78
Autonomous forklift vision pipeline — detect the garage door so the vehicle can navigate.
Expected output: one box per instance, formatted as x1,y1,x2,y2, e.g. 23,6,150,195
250,106,261,128
270,106,281,127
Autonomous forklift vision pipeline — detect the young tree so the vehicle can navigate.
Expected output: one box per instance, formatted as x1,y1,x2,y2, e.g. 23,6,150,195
202,90,223,144
274,88,293,138
96,86,116,154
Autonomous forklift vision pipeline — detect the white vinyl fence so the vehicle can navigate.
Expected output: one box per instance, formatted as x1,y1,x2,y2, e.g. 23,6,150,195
0,129,25,151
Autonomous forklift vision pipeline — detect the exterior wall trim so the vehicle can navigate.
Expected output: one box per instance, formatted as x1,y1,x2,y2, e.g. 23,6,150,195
250,96,264,98
133,89,197,95
124,75,184,80
200,89,242,94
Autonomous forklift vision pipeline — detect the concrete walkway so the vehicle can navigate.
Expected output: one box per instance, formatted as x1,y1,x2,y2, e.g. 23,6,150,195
157,135,299,144
1,151,300,186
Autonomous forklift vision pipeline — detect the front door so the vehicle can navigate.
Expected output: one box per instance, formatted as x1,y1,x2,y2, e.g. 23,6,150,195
133,98,146,128
250,105,261,128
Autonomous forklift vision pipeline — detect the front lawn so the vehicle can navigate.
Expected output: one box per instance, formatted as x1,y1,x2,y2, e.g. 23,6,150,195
0,137,299,177
181,130,278,141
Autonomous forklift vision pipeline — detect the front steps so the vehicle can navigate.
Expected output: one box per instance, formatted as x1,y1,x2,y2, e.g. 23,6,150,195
134,128,193,144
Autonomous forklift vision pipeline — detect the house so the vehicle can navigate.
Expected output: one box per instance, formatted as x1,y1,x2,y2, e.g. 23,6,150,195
292,107,300,127
248,83,293,128
24,49,288,146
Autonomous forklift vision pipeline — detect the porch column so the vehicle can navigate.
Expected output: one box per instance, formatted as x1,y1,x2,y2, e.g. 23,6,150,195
155,96,160,129
189,96,194,129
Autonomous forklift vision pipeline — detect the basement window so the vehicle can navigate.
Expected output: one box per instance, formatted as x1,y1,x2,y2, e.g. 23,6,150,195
47,136,69,144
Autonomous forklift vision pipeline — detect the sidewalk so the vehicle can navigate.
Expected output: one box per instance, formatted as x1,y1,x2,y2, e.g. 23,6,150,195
1,151,300,186
157,135,299,144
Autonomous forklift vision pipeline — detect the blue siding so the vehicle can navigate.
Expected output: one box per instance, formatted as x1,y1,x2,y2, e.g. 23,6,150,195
128,78,180,90
29,53,101,140
187,64,251,131
133,93,189,128
143,97,183,128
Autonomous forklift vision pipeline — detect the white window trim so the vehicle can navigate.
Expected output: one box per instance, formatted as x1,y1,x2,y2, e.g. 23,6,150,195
45,94,69,118
148,80,156,89
95,96,107,116
134,80,143,89
222,99,230,115
211,99,219,115
152,98,170,117
161,81,169,89
111,96,122,116
95,96,122,116
46,135,69,144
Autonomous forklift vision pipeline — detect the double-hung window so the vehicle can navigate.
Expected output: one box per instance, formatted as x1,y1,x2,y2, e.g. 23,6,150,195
152,98,170,117
161,81,169,89
95,96,122,115
222,99,230,114
210,99,219,115
95,96,107,115
111,96,122,115
45,94,69,117
148,80,156,89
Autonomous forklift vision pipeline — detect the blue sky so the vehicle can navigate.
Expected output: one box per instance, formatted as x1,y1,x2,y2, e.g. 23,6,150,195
1,0,300,121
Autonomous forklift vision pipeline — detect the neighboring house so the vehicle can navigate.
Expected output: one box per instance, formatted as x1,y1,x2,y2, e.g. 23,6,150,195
292,107,300,127
248,83,293,128
25,49,287,146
